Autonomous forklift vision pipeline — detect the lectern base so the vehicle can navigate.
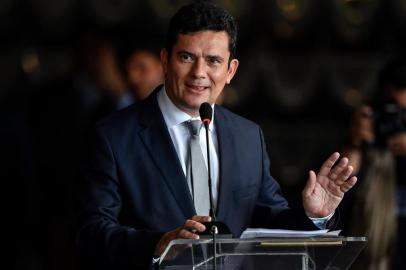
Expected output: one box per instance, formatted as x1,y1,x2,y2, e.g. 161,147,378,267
199,221,232,238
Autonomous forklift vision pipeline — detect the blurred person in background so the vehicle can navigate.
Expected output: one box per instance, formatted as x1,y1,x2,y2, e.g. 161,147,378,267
115,37,164,106
73,33,130,120
342,56,406,270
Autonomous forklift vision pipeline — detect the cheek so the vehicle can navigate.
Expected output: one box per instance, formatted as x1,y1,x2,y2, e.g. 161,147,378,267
129,72,140,83
169,65,185,82
210,68,229,83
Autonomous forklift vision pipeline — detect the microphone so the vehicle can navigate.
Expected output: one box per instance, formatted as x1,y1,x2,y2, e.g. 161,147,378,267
199,102,231,237
199,102,212,130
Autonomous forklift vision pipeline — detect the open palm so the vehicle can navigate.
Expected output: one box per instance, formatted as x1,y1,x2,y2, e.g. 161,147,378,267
302,152,357,218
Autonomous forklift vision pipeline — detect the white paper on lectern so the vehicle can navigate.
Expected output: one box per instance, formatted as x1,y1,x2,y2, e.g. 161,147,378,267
240,228,341,239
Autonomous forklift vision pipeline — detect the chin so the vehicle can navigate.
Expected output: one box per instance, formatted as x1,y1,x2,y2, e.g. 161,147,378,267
185,97,208,107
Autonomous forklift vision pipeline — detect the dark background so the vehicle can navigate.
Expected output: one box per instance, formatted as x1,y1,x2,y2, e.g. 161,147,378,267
1,0,405,269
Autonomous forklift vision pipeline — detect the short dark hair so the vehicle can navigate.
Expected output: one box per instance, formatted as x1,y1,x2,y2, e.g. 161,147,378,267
165,1,238,60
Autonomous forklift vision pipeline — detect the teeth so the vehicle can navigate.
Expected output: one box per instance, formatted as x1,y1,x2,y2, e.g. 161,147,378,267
189,85,206,90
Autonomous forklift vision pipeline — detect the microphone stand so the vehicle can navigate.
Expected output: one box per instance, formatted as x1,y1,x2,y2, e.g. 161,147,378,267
211,225,218,270
201,119,231,270
200,119,231,235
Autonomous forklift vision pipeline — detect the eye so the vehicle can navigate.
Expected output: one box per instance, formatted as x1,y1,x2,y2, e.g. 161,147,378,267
179,53,194,63
207,56,222,66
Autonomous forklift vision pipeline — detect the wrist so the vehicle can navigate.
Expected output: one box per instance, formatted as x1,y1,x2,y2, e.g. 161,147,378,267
306,211,334,220
154,233,167,257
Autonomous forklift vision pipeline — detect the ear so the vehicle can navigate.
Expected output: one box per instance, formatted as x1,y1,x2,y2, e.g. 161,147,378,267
226,58,239,84
160,48,168,74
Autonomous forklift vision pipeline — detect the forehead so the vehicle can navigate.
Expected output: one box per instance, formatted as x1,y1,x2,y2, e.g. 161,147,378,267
173,31,230,55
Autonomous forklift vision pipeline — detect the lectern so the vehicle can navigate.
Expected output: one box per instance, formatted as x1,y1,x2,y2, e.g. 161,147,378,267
158,236,366,269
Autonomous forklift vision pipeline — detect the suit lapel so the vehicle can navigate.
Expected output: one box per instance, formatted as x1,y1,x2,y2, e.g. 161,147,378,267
138,90,195,218
215,107,236,221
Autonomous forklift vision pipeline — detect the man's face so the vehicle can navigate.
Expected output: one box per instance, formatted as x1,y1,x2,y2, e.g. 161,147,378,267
161,31,239,116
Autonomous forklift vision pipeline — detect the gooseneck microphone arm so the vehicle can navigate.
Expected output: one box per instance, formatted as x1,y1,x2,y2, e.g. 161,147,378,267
199,102,216,220
203,117,216,220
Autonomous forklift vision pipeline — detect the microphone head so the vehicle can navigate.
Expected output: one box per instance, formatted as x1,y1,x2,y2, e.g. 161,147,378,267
199,102,213,125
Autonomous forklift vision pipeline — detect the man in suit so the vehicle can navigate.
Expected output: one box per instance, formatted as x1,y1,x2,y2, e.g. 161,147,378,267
76,2,357,269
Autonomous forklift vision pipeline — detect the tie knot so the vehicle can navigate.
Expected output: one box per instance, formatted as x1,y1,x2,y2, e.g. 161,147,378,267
187,119,202,136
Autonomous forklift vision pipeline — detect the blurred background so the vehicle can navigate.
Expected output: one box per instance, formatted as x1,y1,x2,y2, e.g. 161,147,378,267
1,0,405,269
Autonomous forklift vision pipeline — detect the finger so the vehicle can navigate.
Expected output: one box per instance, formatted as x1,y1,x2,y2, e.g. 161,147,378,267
328,157,348,180
336,165,354,185
340,176,357,193
178,228,200,240
184,219,206,232
303,170,317,197
191,215,212,223
319,152,340,176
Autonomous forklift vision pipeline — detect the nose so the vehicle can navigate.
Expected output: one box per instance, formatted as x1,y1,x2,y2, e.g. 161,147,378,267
190,58,206,79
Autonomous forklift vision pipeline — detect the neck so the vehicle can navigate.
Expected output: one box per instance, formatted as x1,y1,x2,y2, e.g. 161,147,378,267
172,102,199,117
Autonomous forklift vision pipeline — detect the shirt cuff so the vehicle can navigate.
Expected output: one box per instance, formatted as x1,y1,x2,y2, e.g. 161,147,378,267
307,211,334,229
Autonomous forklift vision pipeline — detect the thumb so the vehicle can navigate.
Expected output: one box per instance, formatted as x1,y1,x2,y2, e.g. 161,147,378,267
303,170,317,197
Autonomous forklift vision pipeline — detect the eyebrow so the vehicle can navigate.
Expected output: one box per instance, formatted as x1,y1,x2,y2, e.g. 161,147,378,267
207,55,224,62
177,50,195,57
177,50,224,61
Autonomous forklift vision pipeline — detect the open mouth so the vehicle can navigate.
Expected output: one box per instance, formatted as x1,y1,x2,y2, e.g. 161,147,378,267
185,82,209,92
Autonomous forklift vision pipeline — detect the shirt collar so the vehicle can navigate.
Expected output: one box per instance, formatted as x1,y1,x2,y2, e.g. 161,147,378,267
157,85,215,131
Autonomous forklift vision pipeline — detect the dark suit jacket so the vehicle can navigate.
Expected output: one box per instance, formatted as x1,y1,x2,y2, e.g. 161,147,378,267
76,88,318,269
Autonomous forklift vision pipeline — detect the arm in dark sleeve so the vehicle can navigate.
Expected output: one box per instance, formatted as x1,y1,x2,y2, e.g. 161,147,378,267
75,127,164,269
250,127,319,230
